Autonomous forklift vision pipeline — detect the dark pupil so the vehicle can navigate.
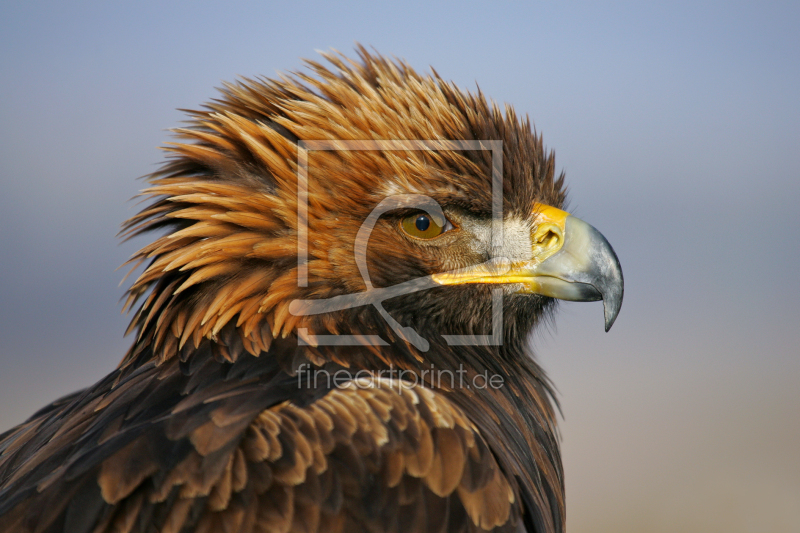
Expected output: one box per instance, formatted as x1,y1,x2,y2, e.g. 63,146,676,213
415,215,431,232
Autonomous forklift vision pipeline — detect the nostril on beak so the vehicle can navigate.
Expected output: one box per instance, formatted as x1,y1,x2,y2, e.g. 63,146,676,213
531,223,564,262
542,229,559,247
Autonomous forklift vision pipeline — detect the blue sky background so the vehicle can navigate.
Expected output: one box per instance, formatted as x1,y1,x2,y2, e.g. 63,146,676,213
1,1,798,530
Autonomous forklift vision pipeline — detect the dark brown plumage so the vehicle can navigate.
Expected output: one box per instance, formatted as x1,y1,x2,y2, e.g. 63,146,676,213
0,48,622,533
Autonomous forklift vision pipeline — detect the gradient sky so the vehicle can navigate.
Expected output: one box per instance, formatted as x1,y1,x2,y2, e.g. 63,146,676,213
1,1,798,531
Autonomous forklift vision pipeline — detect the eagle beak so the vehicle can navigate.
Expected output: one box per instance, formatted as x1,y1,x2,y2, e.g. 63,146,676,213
522,205,624,331
432,204,624,331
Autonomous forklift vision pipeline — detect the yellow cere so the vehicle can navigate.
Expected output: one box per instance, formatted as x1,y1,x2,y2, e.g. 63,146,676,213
532,203,569,235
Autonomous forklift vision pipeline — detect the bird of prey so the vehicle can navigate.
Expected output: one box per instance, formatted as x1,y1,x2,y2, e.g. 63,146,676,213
0,48,622,533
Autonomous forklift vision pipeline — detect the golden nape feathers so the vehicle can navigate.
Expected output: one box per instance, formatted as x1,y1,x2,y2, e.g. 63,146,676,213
0,47,622,533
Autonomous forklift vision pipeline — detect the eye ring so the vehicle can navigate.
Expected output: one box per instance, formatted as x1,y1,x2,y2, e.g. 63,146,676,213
400,212,454,239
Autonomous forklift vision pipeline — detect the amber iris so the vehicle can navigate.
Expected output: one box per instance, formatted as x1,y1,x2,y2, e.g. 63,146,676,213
401,213,445,239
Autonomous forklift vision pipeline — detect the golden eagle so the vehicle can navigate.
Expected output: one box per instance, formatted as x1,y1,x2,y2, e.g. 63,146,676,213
0,49,622,533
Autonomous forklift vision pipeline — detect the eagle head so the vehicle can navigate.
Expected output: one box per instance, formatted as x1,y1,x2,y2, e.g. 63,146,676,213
121,48,622,374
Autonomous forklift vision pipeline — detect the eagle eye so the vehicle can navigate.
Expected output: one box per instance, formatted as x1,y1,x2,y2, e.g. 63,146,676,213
400,213,453,239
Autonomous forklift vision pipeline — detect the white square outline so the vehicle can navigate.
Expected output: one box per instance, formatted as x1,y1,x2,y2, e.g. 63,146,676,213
295,139,504,347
